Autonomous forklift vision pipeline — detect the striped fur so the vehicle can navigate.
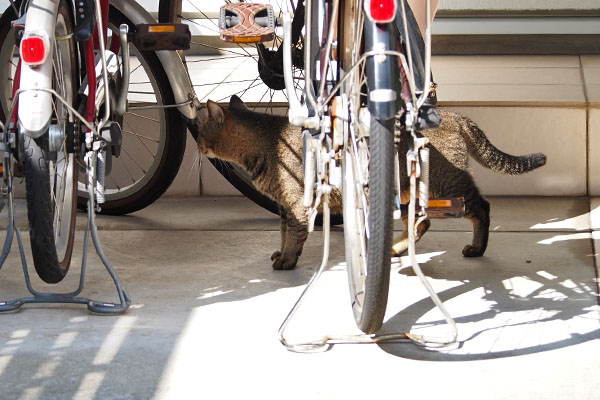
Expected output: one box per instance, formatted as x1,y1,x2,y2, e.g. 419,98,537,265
197,97,546,267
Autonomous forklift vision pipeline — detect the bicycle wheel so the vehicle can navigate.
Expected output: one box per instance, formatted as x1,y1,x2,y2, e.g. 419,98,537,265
0,4,187,216
341,11,395,333
158,0,304,214
75,6,187,215
159,0,304,107
0,4,18,122
21,0,78,283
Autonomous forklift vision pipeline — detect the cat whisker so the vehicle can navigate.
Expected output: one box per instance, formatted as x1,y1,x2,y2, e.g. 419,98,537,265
189,151,202,181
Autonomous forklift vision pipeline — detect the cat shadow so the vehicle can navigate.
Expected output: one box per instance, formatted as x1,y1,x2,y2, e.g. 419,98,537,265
377,227,599,361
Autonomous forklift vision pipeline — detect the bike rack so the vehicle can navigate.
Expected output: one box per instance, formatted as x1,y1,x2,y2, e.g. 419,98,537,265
278,191,457,353
0,153,130,314
0,118,130,315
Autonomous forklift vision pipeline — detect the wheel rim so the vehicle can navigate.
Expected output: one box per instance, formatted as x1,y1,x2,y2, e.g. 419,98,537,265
52,7,77,263
342,134,370,321
342,5,372,323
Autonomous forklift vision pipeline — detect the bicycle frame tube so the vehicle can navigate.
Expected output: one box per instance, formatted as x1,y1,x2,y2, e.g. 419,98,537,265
93,0,109,48
18,0,60,138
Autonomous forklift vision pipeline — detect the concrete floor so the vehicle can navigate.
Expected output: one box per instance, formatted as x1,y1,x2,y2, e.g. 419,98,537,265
0,196,598,399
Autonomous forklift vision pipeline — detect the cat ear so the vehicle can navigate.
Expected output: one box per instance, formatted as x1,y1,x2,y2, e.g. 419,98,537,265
207,100,225,124
229,95,248,111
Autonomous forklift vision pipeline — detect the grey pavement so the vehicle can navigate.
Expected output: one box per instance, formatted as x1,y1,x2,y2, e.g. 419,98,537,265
0,196,598,399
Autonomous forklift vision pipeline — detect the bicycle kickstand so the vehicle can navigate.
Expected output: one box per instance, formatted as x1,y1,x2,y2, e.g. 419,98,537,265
0,148,130,314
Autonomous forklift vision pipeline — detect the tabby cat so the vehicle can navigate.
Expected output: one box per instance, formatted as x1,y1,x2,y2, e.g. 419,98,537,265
196,96,546,269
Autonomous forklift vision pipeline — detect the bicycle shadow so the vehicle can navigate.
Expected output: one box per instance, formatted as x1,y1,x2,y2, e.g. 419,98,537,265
377,224,600,361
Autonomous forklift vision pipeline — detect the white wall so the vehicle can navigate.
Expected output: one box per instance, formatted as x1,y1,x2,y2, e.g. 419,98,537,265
439,0,600,11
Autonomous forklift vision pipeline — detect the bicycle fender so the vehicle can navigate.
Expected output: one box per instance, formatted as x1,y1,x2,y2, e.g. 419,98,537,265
364,20,400,121
111,0,197,121
18,0,60,138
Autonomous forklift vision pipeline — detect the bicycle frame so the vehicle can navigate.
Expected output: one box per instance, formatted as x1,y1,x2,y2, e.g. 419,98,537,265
0,0,132,312
278,0,459,350
14,0,110,138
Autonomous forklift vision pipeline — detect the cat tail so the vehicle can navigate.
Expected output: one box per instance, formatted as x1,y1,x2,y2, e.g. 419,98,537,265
462,118,546,175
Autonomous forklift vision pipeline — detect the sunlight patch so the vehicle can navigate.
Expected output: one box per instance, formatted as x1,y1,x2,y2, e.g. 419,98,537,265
393,251,446,269
93,316,137,365
33,360,59,379
74,371,106,400
502,276,544,298
197,289,234,300
10,329,30,339
537,232,592,245
537,270,557,280
530,213,590,230
0,355,12,376
52,332,78,349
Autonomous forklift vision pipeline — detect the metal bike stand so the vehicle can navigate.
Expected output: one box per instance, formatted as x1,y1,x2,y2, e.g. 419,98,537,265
278,196,416,353
278,163,458,353
0,154,130,314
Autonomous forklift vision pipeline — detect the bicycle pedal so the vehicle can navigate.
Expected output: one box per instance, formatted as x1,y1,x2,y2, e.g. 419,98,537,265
425,197,465,219
133,24,191,51
399,197,465,219
219,3,275,43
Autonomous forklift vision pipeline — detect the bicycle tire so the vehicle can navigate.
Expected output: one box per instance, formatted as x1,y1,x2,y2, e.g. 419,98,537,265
341,3,396,332
75,6,187,215
209,158,280,214
22,0,78,283
343,117,394,334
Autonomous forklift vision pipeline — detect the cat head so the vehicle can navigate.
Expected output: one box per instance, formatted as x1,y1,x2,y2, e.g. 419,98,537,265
195,95,249,160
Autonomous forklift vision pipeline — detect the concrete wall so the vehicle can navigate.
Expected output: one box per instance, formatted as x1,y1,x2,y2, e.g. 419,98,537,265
439,0,600,12
172,54,599,198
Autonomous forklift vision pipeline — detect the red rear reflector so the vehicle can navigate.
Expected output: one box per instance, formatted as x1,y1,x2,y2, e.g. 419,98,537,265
21,36,47,66
369,0,396,23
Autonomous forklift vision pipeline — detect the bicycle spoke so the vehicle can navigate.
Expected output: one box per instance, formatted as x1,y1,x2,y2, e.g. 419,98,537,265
113,148,140,185
123,129,160,143
126,112,160,124
123,118,158,158
212,81,265,103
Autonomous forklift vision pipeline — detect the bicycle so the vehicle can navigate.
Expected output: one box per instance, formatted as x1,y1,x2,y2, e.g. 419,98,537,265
254,0,460,349
0,0,240,310
0,0,136,311
0,0,286,218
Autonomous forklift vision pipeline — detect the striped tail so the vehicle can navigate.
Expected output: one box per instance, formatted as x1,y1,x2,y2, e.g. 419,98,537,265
462,118,546,175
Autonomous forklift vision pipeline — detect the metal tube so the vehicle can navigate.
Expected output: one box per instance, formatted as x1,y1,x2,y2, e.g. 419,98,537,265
94,0,111,131
114,24,130,116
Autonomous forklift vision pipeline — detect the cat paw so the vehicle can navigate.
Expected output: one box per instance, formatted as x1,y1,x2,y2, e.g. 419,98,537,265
271,254,298,270
462,245,484,257
392,248,408,257
391,239,409,257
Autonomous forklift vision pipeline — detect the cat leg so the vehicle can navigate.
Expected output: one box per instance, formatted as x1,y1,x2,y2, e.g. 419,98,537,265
272,205,308,270
271,205,288,263
462,197,490,257
392,215,430,256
